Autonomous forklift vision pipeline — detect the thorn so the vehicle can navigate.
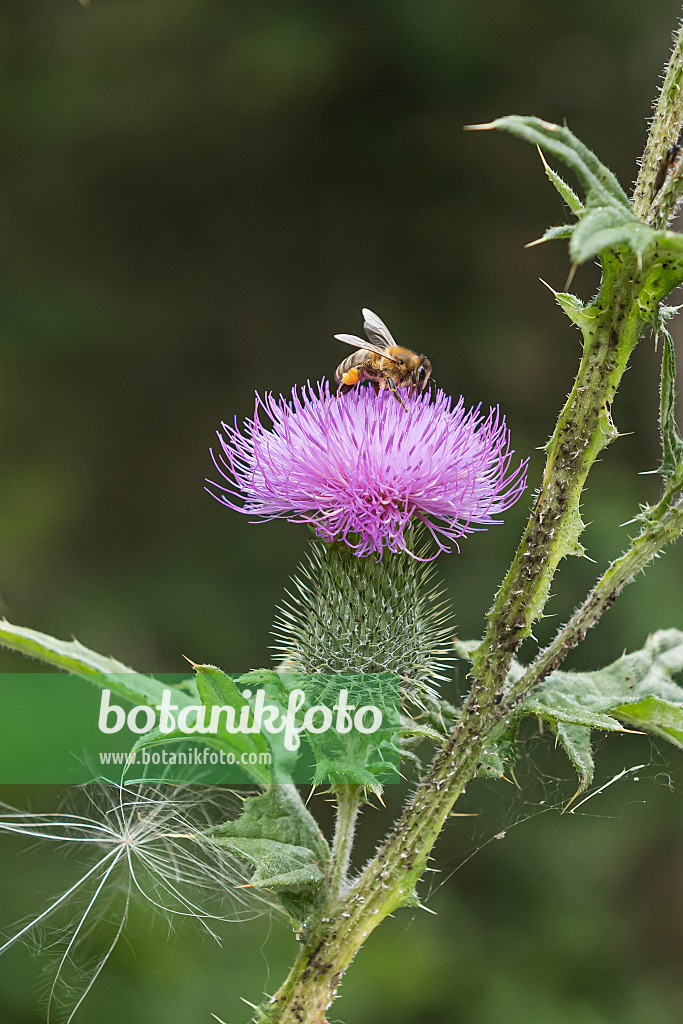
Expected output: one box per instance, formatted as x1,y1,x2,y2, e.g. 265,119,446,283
238,998,260,1011
561,786,582,814
182,654,199,669
508,766,521,789
525,235,548,248
564,262,579,290
539,277,558,296
463,120,499,131
536,144,550,171
448,812,479,817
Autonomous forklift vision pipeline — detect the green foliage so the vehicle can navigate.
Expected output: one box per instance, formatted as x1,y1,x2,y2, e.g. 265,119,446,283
552,723,594,789
462,630,683,788
0,618,191,708
657,330,683,483
205,786,329,925
485,116,631,208
489,114,683,269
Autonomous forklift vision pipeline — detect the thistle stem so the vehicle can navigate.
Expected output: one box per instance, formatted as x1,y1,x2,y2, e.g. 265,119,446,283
632,15,683,223
509,492,683,701
328,785,361,899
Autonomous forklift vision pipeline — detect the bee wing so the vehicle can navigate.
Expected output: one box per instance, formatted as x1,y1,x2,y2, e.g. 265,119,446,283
362,308,397,349
334,333,402,363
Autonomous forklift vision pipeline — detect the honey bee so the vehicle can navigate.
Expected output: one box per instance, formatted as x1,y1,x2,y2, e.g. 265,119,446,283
334,308,432,411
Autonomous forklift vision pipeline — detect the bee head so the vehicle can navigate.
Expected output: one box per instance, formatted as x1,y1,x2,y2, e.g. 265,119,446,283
414,358,432,391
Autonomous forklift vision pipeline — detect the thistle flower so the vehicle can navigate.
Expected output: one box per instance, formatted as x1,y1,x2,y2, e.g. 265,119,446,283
207,381,528,559
0,784,270,1023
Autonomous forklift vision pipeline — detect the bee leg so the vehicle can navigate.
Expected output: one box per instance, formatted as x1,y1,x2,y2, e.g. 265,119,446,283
386,377,408,412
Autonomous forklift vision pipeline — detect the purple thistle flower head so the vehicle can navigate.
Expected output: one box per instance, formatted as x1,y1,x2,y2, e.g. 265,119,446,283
207,380,528,560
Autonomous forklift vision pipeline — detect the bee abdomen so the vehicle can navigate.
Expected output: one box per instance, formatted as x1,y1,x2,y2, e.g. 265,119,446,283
334,350,366,385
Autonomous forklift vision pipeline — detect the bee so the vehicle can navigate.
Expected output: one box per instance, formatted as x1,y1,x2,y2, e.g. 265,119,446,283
654,144,681,194
334,308,432,411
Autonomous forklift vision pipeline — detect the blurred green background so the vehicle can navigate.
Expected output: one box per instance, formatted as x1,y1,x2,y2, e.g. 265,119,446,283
0,1,682,1021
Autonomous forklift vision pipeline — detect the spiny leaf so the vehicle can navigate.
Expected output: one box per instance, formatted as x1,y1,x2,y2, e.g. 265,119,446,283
537,147,584,214
479,116,630,209
474,719,516,778
569,207,658,263
311,757,394,792
552,290,600,330
400,720,444,744
213,837,325,894
206,785,329,864
471,633,683,787
520,629,683,741
657,330,683,480
527,224,575,247
552,722,594,789
193,664,271,781
205,788,329,920
482,115,683,269
0,618,189,708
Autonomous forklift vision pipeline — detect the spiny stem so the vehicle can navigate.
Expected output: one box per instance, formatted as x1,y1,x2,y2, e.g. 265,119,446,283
633,14,683,223
328,785,361,899
469,259,645,707
509,492,683,701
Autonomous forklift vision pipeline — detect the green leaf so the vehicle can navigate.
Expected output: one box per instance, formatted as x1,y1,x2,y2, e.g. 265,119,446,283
552,722,594,789
613,696,683,748
294,672,401,795
521,629,683,741
657,330,683,480
216,837,325,894
206,785,329,865
553,291,599,330
488,116,630,209
540,160,583,214
311,757,397,792
194,664,271,782
569,207,656,263
0,618,189,708
486,116,683,269
205,787,329,916
528,224,575,246
400,720,444,744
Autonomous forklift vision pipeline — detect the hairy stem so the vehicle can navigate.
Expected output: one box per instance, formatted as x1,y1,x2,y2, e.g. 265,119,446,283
632,15,683,224
509,492,683,700
328,786,361,899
